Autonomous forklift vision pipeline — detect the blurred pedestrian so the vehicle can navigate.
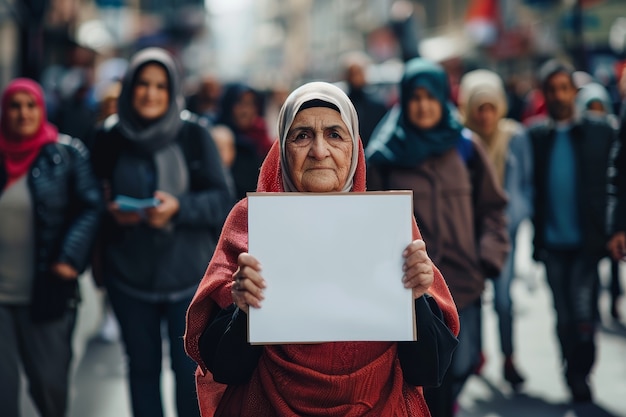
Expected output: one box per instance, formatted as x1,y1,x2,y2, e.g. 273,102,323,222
186,74,223,125
528,59,617,403
0,78,102,417
503,74,526,122
458,69,534,390
90,47,233,417
97,80,123,124
215,83,273,200
608,104,626,265
341,51,388,147
52,67,99,142
366,58,509,417
576,81,619,128
521,79,547,126
185,81,459,416
576,81,622,321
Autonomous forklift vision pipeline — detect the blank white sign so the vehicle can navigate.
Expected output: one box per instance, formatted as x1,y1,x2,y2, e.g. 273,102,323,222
247,192,415,344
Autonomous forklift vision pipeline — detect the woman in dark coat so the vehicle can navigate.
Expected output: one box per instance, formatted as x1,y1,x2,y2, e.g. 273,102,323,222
90,47,233,417
0,78,102,417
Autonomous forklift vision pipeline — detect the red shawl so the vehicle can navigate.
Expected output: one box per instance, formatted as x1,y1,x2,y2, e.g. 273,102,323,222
185,140,459,416
0,78,58,189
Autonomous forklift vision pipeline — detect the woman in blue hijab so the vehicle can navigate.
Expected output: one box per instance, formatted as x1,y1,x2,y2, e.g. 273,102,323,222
365,58,465,167
366,58,509,417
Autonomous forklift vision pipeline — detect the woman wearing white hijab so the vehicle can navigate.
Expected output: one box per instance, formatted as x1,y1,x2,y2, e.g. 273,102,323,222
185,82,460,416
458,69,534,389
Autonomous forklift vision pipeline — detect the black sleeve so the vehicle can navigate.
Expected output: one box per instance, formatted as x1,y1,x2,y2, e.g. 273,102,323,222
198,304,264,385
57,140,104,272
397,295,459,388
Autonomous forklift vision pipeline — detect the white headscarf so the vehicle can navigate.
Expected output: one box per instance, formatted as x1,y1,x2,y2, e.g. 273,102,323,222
277,82,360,192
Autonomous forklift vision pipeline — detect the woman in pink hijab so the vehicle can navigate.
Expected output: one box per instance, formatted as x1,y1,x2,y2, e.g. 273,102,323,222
0,78,102,417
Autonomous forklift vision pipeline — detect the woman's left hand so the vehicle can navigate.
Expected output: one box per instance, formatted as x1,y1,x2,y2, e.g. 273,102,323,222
402,239,434,299
51,262,79,280
145,190,180,229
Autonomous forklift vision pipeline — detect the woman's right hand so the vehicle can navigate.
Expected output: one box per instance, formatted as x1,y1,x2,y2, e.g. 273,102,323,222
107,202,143,226
232,253,266,314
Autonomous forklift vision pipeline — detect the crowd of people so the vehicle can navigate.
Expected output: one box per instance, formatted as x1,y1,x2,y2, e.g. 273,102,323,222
0,44,625,417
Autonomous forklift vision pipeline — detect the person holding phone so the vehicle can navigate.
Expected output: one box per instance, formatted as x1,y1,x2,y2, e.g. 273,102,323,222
90,47,233,417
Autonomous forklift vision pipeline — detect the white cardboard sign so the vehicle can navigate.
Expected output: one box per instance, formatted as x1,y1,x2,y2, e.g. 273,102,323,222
247,192,415,344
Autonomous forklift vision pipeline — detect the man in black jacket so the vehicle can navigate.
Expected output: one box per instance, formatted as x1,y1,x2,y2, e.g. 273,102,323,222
528,59,617,403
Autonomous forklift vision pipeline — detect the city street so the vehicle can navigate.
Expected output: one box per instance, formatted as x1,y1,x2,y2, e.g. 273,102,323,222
458,222,626,417
21,221,626,417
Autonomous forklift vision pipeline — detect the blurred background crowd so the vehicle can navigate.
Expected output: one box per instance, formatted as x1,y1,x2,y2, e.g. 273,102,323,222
1,1,626,417
1,0,625,128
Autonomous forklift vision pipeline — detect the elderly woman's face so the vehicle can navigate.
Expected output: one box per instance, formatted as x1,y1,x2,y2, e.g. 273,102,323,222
407,87,442,130
285,107,353,192
4,92,42,139
132,63,169,121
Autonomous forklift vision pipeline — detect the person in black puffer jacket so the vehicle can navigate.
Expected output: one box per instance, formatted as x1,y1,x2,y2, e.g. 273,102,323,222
90,47,234,417
0,78,102,417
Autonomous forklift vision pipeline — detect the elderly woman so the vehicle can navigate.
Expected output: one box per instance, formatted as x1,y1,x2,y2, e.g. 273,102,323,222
0,78,102,417
90,47,233,417
185,82,460,416
457,69,534,390
366,58,509,417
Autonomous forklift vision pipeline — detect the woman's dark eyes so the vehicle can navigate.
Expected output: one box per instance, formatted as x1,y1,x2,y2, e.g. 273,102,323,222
291,130,345,142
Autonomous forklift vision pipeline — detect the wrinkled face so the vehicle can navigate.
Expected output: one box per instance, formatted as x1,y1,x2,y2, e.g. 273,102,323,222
4,92,42,139
406,87,443,130
469,102,499,137
132,63,170,121
544,72,576,121
232,91,258,131
285,107,353,193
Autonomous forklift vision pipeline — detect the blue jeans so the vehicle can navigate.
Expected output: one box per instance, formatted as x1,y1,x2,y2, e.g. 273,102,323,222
107,285,200,417
492,228,517,356
543,249,599,378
